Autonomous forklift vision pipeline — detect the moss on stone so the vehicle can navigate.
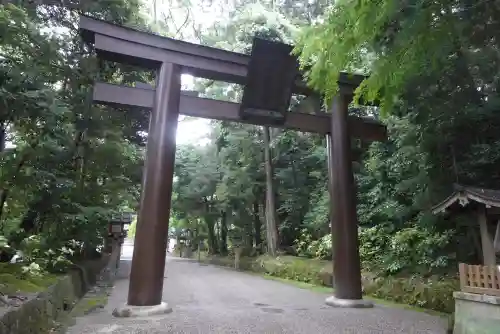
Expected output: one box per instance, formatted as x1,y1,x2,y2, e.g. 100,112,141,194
0,273,41,293
28,273,58,287
0,263,58,295
0,263,25,275
71,295,108,316
0,254,113,334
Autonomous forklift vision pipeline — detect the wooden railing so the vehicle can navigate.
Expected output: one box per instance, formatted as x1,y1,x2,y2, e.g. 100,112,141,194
459,263,500,296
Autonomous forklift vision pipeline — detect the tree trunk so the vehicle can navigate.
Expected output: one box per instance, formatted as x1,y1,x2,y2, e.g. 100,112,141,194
205,217,218,254
263,126,278,256
469,224,483,263
253,199,262,252
76,132,87,192
220,211,228,255
216,219,220,251
478,206,496,265
245,219,254,251
0,122,5,152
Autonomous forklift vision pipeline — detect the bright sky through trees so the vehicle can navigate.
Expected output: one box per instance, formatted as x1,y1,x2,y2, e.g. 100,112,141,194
144,0,229,146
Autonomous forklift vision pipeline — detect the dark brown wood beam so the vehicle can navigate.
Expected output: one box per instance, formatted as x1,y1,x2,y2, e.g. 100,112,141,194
80,15,367,97
93,83,386,142
128,63,181,306
326,93,372,307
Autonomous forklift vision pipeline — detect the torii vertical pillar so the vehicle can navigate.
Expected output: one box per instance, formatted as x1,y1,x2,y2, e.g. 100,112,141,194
116,62,181,315
326,92,373,308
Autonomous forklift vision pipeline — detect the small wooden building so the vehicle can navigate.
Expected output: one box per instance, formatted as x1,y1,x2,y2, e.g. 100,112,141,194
432,184,500,265
434,185,500,333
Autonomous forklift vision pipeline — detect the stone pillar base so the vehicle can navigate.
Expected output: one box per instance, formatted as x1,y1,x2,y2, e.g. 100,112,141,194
325,296,374,308
112,302,172,318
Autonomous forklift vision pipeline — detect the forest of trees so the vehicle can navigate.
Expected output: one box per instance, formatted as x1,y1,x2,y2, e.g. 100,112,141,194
171,0,500,278
1,0,499,287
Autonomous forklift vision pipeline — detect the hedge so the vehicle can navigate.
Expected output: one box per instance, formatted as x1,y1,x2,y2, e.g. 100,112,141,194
197,254,458,314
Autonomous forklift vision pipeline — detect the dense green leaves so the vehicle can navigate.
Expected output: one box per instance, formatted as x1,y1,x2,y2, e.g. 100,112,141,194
0,2,147,269
295,0,499,111
170,0,500,277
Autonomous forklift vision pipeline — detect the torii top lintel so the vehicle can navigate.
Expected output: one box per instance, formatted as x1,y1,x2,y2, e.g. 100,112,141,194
79,15,363,95
79,15,386,141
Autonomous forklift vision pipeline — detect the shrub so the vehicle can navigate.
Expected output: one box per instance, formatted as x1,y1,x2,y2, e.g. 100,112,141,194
293,229,313,257
362,275,458,313
359,225,453,275
20,234,76,273
294,230,332,259
383,227,453,274
307,235,332,260
359,225,390,271
254,255,327,284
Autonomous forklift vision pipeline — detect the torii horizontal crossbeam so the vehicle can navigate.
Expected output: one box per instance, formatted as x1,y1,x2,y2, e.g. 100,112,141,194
94,82,386,141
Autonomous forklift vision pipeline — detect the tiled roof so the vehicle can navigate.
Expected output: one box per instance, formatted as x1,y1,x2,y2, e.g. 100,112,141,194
432,183,500,214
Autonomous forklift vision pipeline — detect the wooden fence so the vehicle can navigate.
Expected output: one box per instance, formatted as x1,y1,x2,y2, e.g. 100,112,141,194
459,263,500,296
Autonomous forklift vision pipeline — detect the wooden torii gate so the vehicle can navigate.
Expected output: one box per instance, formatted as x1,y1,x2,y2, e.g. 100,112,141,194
79,15,386,312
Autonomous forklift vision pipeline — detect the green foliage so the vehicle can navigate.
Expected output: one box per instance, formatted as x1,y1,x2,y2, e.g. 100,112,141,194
294,230,332,259
293,1,500,279
254,255,327,285
19,234,79,273
363,275,458,314
295,0,491,110
385,227,452,274
359,226,453,275
0,263,57,294
127,216,137,238
171,0,494,281
0,2,147,272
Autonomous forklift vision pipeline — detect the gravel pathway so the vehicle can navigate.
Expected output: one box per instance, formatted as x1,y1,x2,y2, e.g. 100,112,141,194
66,244,448,334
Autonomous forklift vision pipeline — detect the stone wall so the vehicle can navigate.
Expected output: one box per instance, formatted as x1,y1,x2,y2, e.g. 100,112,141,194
0,246,120,334
453,291,500,334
